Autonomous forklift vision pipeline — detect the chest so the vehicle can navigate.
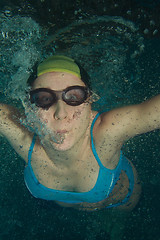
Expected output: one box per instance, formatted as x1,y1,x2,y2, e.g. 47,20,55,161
29,126,121,193
30,149,100,193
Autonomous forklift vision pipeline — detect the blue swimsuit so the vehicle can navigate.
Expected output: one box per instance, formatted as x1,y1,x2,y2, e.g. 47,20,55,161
24,112,134,208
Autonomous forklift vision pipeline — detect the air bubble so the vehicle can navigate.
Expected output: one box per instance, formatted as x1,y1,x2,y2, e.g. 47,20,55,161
153,29,158,35
143,29,149,34
150,20,155,26
127,10,132,15
4,10,12,17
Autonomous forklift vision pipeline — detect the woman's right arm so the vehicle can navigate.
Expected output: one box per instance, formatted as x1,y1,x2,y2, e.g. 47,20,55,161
0,103,33,163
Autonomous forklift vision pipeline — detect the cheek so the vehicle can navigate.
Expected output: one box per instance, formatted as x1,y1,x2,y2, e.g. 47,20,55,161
72,103,90,120
73,109,82,119
72,106,90,130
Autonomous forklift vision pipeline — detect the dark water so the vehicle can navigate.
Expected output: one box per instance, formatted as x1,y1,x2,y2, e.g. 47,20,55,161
0,1,160,239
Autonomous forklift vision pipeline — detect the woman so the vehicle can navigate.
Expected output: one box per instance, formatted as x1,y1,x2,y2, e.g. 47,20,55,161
0,55,159,211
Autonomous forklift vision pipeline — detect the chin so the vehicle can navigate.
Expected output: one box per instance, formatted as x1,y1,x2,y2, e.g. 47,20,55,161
52,142,74,151
50,135,74,151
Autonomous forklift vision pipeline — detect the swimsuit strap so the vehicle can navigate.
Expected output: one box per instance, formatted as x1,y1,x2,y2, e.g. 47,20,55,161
28,134,37,164
90,112,105,168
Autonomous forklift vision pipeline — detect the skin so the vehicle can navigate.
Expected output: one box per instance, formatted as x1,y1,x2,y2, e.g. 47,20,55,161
1,71,160,211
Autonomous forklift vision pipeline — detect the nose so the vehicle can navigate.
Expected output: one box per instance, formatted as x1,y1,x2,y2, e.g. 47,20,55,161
54,100,68,120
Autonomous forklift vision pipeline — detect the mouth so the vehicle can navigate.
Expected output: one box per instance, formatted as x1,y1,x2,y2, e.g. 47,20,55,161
56,130,69,134
52,130,69,144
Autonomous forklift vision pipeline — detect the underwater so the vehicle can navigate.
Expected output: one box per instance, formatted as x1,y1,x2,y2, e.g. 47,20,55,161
0,0,160,239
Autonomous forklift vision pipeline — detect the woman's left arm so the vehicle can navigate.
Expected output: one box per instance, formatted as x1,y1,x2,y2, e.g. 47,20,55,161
101,94,160,142
138,94,160,130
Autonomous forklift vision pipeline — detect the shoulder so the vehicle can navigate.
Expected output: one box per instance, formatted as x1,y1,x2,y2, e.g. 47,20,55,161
95,103,155,142
95,103,150,143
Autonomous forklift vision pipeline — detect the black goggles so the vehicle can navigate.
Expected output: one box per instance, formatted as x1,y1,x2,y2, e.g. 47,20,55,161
29,86,90,109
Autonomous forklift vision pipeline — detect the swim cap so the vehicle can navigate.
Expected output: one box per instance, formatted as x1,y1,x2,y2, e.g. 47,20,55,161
37,55,81,78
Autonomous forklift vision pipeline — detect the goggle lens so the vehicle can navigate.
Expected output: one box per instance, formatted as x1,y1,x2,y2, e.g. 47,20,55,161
63,88,87,105
30,86,89,109
32,91,56,108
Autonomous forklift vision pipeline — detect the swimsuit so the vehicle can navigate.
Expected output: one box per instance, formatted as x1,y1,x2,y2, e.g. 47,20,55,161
24,112,134,208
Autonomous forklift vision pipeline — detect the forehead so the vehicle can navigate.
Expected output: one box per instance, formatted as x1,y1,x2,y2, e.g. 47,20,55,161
32,72,85,90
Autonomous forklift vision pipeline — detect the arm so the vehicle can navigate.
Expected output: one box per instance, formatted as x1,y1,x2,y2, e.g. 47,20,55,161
0,104,33,162
101,94,160,142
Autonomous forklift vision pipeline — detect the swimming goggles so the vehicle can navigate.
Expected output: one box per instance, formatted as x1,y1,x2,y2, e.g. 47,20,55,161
29,85,90,109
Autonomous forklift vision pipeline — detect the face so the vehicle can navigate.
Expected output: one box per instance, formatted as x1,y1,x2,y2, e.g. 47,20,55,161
30,72,92,151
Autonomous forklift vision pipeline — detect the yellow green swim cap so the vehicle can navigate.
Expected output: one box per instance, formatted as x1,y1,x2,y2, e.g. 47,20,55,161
37,55,81,78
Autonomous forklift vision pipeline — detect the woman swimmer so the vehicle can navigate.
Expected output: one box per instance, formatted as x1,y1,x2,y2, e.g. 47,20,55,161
0,55,160,211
